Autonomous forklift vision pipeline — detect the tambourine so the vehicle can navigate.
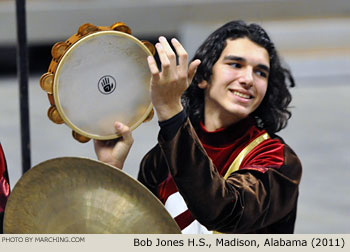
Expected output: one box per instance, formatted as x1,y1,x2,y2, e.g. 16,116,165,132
40,22,155,143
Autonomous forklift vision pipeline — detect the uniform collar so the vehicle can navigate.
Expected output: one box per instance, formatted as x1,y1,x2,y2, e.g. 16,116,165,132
198,116,256,147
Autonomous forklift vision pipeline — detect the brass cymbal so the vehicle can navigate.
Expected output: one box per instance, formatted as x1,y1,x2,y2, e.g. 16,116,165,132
4,157,180,234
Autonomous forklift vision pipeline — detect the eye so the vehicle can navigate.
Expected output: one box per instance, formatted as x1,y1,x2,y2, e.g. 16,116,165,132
255,69,268,78
229,62,242,68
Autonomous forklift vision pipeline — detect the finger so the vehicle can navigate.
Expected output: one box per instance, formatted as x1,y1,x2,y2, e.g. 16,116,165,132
171,38,188,77
147,56,160,82
188,59,201,84
155,43,171,78
159,36,177,67
114,122,133,145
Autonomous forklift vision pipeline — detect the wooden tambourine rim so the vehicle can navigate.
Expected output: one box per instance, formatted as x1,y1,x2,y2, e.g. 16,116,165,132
53,30,153,140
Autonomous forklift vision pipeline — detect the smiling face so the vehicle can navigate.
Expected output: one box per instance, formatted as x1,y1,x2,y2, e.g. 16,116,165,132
198,37,270,130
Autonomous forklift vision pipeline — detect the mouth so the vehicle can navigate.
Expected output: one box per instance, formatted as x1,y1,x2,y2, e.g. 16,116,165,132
231,90,253,99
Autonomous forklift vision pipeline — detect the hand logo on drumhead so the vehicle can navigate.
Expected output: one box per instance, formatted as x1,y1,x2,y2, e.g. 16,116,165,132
98,75,116,95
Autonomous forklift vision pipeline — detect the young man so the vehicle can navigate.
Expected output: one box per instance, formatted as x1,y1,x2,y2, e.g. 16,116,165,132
0,143,10,233
95,20,302,234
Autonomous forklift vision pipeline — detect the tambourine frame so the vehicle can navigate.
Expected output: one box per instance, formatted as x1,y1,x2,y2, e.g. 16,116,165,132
53,30,153,140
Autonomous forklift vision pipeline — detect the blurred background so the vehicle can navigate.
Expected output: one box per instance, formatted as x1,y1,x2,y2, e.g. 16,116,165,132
0,0,349,233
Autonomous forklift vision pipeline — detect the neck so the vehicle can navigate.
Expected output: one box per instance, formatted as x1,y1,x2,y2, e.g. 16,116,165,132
203,107,242,131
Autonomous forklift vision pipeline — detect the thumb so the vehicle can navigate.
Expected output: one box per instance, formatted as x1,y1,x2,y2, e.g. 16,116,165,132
114,122,133,145
188,59,201,84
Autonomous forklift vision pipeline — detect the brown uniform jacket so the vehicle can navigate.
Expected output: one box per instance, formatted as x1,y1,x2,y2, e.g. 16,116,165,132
138,118,302,233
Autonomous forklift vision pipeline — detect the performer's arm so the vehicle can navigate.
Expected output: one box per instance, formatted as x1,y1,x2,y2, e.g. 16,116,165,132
137,109,187,195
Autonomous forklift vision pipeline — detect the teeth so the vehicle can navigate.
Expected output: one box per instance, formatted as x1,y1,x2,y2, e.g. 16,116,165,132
233,91,250,99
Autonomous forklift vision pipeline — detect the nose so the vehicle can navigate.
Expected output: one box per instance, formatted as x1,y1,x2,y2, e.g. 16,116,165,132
239,67,254,88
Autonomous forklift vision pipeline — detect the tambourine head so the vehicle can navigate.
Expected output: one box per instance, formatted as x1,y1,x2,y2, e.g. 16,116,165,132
52,30,153,140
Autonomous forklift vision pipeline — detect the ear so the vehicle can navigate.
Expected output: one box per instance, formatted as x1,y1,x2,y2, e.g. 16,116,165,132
198,80,208,89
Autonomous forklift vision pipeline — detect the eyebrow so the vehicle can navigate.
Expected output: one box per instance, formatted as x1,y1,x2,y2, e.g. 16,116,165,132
223,55,270,73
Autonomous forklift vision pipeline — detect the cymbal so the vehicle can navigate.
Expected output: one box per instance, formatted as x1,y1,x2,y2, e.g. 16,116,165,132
3,157,180,234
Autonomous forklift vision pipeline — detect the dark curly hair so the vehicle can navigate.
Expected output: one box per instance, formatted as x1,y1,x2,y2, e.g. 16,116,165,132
182,20,295,133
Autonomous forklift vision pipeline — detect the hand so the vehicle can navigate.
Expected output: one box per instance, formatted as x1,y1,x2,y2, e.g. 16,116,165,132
147,36,201,121
94,121,133,169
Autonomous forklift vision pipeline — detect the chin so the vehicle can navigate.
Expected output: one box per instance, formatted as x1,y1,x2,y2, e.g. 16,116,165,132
226,106,251,118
